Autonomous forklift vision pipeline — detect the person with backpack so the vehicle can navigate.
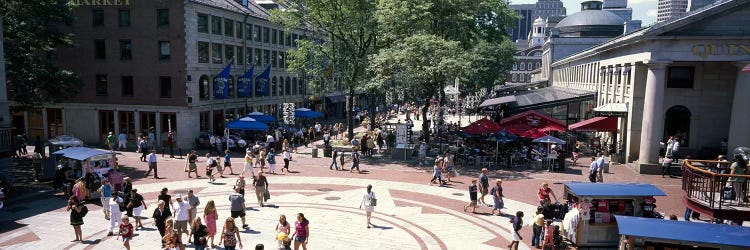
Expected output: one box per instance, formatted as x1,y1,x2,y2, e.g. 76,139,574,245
359,184,377,228
508,211,524,250
68,196,86,242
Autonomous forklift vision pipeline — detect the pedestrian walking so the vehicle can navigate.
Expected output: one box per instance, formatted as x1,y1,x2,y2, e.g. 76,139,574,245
242,150,255,177
595,154,607,182
282,148,292,172
443,152,455,183
126,189,146,229
220,218,243,250
508,211,524,250
292,213,309,250
107,196,124,236
162,218,181,250
209,134,220,155
152,200,172,247
139,136,148,162
223,150,235,176
350,150,361,173
662,156,675,178
187,151,200,178
491,179,504,216
187,190,201,224
203,200,218,248
167,131,175,158
173,194,192,243
117,131,127,151
359,184,377,228
267,148,277,174
729,154,748,205
206,154,218,183
235,176,246,196
429,157,444,186
340,149,346,170
145,150,159,179
532,206,545,248
463,179,478,213
229,187,249,229
276,215,291,249
588,156,599,183
329,149,339,170
67,196,85,242
107,132,116,151
189,217,208,250
98,179,112,220
537,182,558,207
158,187,173,212
253,172,269,207
259,148,267,173
119,215,133,250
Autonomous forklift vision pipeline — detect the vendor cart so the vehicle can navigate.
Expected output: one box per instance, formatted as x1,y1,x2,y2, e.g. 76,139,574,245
561,182,667,247
616,215,750,250
51,147,117,199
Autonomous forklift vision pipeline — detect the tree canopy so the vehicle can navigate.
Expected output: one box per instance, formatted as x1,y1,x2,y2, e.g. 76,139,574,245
1,0,82,111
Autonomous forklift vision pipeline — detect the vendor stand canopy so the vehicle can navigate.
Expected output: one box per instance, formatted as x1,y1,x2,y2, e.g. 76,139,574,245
462,118,502,135
247,112,276,123
593,102,628,116
52,147,114,160
500,110,565,138
227,117,269,131
565,182,666,197
615,215,750,248
294,108,324,119
568,116,618,132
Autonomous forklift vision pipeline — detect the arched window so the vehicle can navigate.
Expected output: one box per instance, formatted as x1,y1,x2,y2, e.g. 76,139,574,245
665,105,691,146
199,75,210,100
520,63,525,70
536,62,541,69
278,76,284,97
520,74,525,82
513,63,517,70
285,77,291,95
511,73,517,82
292,77,298,95
271,76,278,96
228,76,235,98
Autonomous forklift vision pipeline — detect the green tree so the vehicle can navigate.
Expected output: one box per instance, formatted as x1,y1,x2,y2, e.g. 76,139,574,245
2,0,82,111
271,0,378,140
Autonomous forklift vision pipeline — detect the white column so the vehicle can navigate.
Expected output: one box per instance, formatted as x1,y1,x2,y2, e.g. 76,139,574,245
727,61,750,155
638,61,671,165
134,110,141,137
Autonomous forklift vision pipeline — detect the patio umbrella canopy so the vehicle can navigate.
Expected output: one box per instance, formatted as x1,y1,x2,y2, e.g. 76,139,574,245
532,135,566,144
294,108,324,119
462,118,502,135
226,119,269,131
246,112,276,123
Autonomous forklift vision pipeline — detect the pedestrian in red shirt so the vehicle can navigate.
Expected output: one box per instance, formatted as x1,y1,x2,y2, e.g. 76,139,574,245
119,215,133,250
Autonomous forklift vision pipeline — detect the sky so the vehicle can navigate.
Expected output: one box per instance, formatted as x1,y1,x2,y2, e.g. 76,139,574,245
511,0,659,26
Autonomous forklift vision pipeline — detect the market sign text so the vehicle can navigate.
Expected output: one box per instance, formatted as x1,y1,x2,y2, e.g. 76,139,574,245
692,44,750,59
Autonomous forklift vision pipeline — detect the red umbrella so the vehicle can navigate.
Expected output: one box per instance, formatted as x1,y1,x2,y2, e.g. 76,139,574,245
508,127,547,138
462,118,502,135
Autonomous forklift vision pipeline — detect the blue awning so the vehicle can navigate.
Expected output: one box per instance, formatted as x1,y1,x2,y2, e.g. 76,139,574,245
52,147,114,161
226,120,269,131
564,182,666,197
615,215,750,247
246,114,276,123
294,108,324,119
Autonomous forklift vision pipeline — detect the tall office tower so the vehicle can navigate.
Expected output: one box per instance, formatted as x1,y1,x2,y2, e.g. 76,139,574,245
687,0,720,11
602,0,633,21
657,0,689,22
509,0,566,42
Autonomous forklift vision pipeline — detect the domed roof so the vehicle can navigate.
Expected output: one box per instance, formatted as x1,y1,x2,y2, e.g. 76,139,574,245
555,9,624,28
533,16,545,26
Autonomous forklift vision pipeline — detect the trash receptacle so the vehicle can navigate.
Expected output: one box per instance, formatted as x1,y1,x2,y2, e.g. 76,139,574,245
324,146,332,158
312,148,319,158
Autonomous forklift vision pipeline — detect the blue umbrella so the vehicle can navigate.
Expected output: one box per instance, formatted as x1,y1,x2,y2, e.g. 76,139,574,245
246,112,276,123
488,130,518,143
532,135,566,144
294,108,324,119
226,119,269,131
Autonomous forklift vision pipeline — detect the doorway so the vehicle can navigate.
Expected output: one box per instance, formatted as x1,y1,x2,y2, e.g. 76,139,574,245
664,105,691,146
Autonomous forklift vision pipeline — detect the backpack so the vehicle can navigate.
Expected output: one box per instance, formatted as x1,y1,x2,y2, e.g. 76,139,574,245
80,205,89,217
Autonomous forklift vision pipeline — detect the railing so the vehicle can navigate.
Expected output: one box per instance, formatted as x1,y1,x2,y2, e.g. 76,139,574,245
0,127,12,153
683,159,750,210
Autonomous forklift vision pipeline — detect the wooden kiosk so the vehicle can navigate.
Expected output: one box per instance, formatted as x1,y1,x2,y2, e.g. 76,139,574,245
562,183,667,247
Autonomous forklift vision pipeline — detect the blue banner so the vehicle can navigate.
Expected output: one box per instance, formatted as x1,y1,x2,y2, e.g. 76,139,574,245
213,60,233,99
255,64,271,97
237,65,254,97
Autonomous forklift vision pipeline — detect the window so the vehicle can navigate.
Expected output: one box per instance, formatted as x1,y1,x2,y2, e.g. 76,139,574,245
96,74,108,96
224,19,234,37
158,41,171,60
271,51,277,68
211,43,222,64
92,9,104,27
271,29,277,45
157,9,169,27
667,66,695,88
159,76,172,98
94,39,106,59
527,62,532,70
197,13,208,33
520,74,525,82
254,48,261,65
279,30,285,46
280,52,285,68
536,62,541,69
119,40,132,60
246,48,253,65
211,15,221,35
511,73,517,82
228,76,235,98
198,41,209,63
520,62,525,70
118,9,131,27
254,26,262,42
285,77,291,95
235,22,242,38
263,50,269,65
512,63,517,70
263,27,270,43
225,45,234,64
292,33,298,47
199,75,210,100
245,24,253,40
236,47,244,66
121,76,134,97
286,32,291,46
271,77,277,96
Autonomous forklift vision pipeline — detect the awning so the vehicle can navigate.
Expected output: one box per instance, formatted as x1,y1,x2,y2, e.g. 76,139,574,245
226,120,269,131
52,147,114,161
564,183,666,197
593,102,628,116
326,93,346,104
513,86,595,111
569,116,618,132
615,215,750,247
479,95,517,107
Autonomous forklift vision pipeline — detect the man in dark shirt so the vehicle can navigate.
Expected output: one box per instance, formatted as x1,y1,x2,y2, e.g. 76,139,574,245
152,200,172,247
478,168,489,206
464,179,479,213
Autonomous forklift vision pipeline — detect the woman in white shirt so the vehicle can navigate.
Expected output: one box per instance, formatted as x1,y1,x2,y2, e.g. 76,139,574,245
359,184,376,228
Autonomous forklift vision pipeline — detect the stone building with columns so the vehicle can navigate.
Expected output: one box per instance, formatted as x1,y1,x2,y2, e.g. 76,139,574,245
11,0,309,149
549,0,750,171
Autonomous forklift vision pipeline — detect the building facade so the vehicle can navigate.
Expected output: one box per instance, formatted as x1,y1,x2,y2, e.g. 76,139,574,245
550,0,750,170
509,0,566,42
11,0,308,149
657,0,689,22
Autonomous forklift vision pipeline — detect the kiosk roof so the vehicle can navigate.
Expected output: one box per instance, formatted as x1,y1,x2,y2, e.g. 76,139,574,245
616,215,750,247
564,183,666,197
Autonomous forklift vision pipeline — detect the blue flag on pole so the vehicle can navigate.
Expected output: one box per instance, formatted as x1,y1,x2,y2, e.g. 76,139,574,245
213,60,232,99
255,64,271,97
237,65,254,97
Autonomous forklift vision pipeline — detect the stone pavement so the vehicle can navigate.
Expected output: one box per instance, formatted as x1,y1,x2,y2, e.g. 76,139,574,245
0,116,688,250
